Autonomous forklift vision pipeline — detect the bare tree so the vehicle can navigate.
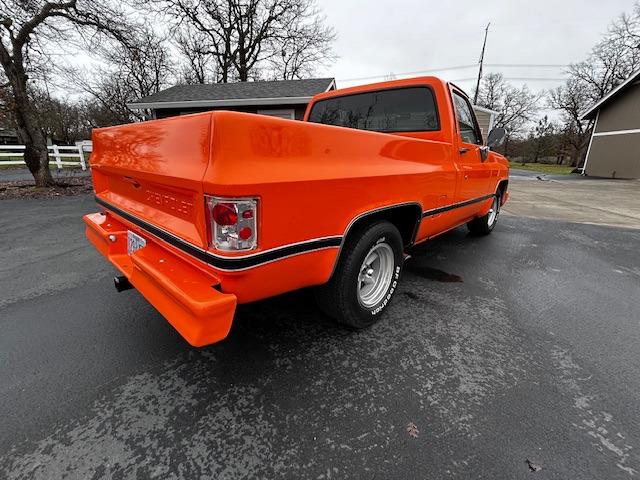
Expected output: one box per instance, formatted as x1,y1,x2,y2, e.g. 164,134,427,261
475,73,541,155
268,11,336,79
31,89,88,144
549,2,640,167
78,97,131,130
72,26,174,123
570,3,640,98
175,28,218,84
526,116,559,163
150,0,335,82
0,0,137,186
548,79,595,167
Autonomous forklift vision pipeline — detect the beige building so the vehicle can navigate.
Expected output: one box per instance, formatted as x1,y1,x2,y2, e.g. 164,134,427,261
472,106,498,142
581,68,640,179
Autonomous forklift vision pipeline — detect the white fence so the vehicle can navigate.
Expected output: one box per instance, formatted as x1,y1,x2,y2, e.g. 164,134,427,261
0,143,89,170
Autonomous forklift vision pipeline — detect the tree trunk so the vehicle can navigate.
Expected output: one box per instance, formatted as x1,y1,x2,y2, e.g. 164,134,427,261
14,105,54,187
1,53,55,187
238,64,248,81
575,145,589,169
23,139,53,187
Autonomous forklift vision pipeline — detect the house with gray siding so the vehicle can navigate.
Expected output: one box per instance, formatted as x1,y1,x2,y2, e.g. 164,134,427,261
581,68,640,179
128,78,336,121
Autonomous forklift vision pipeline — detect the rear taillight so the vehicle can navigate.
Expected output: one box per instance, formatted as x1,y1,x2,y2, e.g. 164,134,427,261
205,196,258,251
211,203,238,226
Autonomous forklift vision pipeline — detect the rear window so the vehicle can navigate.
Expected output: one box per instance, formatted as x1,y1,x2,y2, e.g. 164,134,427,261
307,87,439,133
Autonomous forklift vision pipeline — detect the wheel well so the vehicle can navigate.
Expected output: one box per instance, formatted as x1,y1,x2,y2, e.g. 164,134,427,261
497,180,508,196
344,204,422,248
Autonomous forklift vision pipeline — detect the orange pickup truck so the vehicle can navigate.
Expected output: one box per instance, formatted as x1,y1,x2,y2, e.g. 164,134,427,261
84,76,509,346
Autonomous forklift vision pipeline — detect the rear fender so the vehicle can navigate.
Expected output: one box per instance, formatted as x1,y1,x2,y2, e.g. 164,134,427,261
330,203,422,277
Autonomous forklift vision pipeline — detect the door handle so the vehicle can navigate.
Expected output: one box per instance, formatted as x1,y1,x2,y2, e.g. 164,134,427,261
459,147,469,154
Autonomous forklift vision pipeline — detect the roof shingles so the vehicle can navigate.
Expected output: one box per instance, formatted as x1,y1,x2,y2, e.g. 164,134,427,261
131,78,335,106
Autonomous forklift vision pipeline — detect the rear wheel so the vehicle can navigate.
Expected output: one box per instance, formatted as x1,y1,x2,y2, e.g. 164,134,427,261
315,221,403,329
467,194,500,235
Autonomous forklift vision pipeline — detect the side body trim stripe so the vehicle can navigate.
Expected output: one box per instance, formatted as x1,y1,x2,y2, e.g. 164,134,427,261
421,194,495,218
95,196,341,271
95,193,494,271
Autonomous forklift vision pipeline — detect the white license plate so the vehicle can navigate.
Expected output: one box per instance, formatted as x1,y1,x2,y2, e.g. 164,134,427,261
127,230,146,255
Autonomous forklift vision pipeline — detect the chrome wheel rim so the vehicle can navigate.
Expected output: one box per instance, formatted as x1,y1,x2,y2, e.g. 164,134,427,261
357,242,395,307
488,196,499,226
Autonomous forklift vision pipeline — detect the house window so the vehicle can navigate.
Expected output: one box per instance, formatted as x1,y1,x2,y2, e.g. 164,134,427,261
257,109,295,120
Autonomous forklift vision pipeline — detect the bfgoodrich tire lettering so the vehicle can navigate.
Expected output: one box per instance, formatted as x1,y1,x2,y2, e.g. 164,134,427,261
315,221,403,329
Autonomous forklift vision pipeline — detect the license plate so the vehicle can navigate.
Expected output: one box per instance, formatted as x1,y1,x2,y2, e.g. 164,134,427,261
127,230,146,255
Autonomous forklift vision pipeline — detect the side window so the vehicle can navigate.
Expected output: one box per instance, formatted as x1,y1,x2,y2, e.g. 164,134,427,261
453,92,481,145
308,87,439,133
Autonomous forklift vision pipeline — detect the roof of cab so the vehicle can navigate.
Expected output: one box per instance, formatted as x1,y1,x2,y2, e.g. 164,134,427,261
309,76,450,103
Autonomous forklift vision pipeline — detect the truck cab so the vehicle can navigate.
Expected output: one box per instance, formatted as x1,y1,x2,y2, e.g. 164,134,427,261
304,77,508,239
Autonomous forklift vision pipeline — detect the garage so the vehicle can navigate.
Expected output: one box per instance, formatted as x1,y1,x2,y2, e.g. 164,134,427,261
581,67,640,179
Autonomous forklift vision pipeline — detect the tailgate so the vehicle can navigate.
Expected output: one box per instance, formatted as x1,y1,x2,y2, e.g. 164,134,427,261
91,113,213,247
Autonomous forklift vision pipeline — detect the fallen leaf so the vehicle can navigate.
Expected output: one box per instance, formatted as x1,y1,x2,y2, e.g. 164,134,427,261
526,459,542,472
406,422,419,438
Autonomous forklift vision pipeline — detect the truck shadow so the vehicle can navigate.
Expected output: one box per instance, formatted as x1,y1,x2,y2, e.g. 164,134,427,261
202,224,482,367
130,223,491,369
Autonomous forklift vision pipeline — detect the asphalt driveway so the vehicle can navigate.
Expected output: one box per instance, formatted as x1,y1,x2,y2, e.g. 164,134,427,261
0,167,90,183
1,194,639,479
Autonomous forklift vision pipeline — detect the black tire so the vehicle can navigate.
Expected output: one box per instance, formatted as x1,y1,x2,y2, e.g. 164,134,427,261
315,221,403,329
467,194,500,235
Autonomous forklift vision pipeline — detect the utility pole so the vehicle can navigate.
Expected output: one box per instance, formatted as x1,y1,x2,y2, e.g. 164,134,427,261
473,22,490,105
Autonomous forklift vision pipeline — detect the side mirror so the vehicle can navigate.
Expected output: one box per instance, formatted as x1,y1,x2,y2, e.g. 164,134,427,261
487,127,506,149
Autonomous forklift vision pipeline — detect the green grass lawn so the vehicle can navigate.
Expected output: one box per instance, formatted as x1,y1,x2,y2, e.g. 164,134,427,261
509,162,575,175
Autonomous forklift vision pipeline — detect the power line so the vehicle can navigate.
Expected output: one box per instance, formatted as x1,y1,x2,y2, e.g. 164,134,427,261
337,63,571,83
451,77,567,83
337,64,477,82
494,77,568,82
485,63,569,68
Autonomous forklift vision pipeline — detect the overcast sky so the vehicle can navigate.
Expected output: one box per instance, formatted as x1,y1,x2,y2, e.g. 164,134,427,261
315,0,637,98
